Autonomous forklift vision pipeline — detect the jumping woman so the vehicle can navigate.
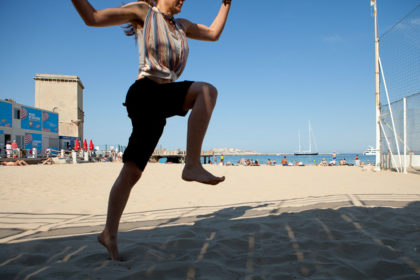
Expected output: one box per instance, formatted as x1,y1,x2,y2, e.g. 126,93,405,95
71,0,231,260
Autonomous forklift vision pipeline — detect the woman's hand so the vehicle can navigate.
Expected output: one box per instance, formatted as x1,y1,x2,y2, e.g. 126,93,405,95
179,0,231,41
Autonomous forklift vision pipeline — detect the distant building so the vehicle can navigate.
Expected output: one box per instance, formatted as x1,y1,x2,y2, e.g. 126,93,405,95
0,98,59,156
34,74,85,150
0,74,85,156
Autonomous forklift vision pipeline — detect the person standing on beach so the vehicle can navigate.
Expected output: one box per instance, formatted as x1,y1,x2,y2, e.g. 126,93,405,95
354,155,360,166
11,140,18,158
5,142,12,158
71,0,231,260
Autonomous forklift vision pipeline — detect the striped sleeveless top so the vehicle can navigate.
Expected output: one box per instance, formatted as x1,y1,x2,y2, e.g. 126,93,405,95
137,7,189,82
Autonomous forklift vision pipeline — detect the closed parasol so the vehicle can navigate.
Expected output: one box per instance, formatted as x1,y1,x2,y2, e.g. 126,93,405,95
74,138,81,151
89,140,94,151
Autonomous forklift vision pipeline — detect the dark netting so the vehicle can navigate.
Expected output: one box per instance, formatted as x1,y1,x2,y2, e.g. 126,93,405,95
379,5,420,170
380,5,420,104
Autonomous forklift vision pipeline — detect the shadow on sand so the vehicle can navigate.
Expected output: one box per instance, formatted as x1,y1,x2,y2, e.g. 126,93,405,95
0,201,419,279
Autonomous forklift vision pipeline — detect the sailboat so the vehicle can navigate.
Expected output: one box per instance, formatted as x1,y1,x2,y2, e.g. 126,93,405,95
294,121,319,156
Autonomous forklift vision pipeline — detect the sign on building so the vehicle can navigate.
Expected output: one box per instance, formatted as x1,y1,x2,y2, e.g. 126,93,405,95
0,101,13,128
24,133,42,154
42,111,59,133
21,106,42,131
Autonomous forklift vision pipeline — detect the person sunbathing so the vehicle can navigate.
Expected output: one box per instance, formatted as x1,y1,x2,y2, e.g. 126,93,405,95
1,160,28,166
42,158,54,165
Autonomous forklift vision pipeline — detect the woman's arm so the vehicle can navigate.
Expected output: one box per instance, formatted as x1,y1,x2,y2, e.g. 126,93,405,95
178,0,232,41
71,0,149,27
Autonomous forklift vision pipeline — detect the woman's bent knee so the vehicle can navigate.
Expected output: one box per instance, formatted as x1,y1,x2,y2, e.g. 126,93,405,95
203,82,218,98
198,82,218,106
184,82,218,110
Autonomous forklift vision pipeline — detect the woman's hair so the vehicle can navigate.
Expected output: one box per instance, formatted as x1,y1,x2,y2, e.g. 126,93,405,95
122,0,156,39
142,0,156,5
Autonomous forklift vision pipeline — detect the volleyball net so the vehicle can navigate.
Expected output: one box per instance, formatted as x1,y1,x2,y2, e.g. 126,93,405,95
378,4,420,172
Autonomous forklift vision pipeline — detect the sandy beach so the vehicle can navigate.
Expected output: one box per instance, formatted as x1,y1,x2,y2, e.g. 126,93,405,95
0,163,419,279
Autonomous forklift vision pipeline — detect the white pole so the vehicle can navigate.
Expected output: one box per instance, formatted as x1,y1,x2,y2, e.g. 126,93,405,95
380,121,400,172
403,97,407,174
379,58,403,169
72,150,77,164
374,0,382,171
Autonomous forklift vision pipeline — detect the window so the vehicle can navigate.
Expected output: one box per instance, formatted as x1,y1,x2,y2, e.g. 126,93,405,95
14,108,20,119
49,137,59,150
15,135,24,149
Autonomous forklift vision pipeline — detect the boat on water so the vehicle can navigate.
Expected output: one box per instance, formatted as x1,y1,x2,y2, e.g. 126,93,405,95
294,151,319,156
363,146,377,156
295,121,319,156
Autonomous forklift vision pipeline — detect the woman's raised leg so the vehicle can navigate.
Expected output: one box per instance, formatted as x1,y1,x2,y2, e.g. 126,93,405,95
181,82,225,185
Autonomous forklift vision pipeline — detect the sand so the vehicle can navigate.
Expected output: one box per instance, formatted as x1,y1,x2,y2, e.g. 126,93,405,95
0,163,419,279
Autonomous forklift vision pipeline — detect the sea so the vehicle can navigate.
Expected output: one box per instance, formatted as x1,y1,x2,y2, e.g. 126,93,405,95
206,154,375,166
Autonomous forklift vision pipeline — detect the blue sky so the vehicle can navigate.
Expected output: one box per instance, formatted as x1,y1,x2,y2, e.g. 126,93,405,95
0,0,418,153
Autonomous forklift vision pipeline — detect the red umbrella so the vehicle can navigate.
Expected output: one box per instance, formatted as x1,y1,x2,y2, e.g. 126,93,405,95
74,138,80,151
89,140,94,151
83,139,88,151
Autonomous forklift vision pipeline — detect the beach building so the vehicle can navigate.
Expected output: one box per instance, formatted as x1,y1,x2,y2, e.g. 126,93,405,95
34,74,85,150
0,99,59,156
0,74,85,156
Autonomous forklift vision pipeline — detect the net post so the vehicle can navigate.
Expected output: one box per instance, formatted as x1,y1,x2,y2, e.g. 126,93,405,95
403,97,407,174
373,0,382,171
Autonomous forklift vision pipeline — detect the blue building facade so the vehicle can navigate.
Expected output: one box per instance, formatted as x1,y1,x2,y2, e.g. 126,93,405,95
0,99,59,156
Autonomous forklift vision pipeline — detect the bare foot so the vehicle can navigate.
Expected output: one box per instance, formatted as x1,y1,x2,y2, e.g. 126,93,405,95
182,165,225,185
98,230,120,261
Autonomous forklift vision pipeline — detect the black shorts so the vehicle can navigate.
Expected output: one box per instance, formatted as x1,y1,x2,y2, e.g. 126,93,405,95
122,78,193,171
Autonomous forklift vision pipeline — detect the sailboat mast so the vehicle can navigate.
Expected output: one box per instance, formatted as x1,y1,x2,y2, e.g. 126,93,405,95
298,130,301,152
308,121,312,152
295,121,318,156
